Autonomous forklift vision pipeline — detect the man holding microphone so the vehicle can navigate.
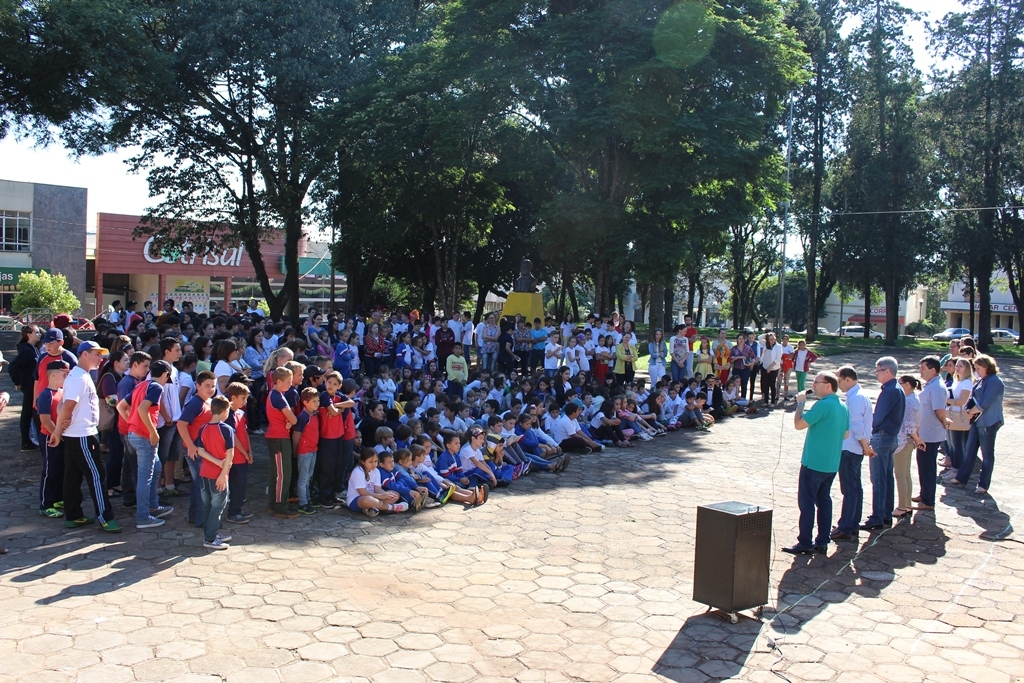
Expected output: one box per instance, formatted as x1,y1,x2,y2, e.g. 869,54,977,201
783,372,849,555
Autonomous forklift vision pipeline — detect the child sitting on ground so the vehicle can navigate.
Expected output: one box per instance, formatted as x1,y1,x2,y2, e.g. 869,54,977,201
378,450,427,511
346,448,409,517
435,431,488,504
396,447,442,508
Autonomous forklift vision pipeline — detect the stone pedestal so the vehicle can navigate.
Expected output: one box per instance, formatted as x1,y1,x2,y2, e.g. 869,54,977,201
501,292,545,325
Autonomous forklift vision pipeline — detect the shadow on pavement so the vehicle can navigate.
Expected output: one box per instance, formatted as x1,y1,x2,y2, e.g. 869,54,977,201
654,608,763,681
772,511,948,636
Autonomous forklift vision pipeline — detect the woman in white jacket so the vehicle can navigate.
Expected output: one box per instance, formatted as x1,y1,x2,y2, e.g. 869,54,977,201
758,332,784,405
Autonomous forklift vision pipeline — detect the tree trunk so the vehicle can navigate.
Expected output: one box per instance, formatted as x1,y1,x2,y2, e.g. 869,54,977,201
638,283,650,326
884,272,899,346
474,287,488,326
649,284,664,330
686,272,697,321
863,278,872,339
977,259,994,351
567,274,580,322
696,278,705,327
663,288,675,332
967,268,976,336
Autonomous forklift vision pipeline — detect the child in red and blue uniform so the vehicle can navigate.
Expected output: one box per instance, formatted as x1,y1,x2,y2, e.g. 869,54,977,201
265,366,298,517
36,360,70,518
195,396,235,550
378,450,427,511
291,387,320,515
224,382,253,524
316,373,356,508
177,371,217,526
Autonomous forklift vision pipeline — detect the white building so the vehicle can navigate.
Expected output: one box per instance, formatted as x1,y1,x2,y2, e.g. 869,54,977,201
940,277,1019,332
817,286,926,334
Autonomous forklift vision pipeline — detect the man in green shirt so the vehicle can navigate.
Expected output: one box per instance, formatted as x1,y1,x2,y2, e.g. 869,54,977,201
783,371,849,555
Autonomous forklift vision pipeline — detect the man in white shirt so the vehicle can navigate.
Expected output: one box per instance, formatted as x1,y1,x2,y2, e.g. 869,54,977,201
50,341,120,533
550,403,602,453
155,339,185,497
832,365,875,540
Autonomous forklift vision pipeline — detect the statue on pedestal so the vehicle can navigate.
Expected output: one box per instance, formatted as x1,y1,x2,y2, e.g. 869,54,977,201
514,259,537,293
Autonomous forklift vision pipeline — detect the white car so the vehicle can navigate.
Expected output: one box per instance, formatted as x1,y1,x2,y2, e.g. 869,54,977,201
836,325,884,339
992,328,1019,343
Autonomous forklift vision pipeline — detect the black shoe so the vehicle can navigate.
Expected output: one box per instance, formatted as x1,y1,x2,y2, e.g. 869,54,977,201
830,530,854,541
860,522,884,531
781,544,813,555
319,500,337,510
813,545,828,554
123,500,137,509
21,443,36,452
883,519,893,527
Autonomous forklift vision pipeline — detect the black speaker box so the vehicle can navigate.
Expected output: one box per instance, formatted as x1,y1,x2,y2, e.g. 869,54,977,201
693,501,772,613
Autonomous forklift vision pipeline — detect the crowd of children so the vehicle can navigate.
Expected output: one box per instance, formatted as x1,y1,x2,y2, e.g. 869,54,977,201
15,300,799,551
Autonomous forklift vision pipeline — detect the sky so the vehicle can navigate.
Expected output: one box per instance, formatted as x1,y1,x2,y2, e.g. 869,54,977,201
0,0,966,233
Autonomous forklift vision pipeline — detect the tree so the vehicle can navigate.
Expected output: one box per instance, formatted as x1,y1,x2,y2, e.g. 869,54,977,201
786,0,851,341
931,0,1024,349
835,0,937,344
727,216,784,329
59,0,423,321
443,0,806,316
13,270,80,314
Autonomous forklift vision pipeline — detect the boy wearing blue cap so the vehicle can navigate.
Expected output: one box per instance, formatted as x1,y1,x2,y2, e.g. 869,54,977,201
50,341,120,533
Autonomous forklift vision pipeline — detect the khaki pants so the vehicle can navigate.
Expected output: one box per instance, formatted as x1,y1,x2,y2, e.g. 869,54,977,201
894,442,916,510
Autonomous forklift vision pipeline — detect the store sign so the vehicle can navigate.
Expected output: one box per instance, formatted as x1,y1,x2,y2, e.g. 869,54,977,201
0,267,49,292
143,237,247,268
97,213,290,279
942,301,1019,314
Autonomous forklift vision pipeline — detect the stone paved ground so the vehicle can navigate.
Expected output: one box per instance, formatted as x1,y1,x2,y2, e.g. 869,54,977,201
0,350,1022,683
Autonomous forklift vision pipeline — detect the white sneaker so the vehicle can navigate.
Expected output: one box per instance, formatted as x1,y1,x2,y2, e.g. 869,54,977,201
215,533,232,543
424,499,441,509
391,502,409,513
203,538,229,550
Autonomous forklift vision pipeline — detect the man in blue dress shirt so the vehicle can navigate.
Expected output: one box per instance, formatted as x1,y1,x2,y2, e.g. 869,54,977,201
862,356,905,530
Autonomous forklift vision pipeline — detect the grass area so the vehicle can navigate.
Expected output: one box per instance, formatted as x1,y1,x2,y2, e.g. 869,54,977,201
807,335,1024,359
626,323,1024,360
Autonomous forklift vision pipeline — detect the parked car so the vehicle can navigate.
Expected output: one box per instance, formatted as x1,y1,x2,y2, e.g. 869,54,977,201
932,327,972,342
817,327,833,337
0,315,23,331
837,325,884,339
992,328,1020,343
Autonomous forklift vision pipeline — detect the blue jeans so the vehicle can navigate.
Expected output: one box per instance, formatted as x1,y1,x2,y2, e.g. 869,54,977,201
865,433,897,526
956,421,1002,490
480,351,496,372
185,453,203,526
297,452,317,506
227,463,248,516
671,362,687,383
836,450,864,534
797,465,836,548
128,433,161,523
917,442,940,506
199,476,228,543
946,429,968,469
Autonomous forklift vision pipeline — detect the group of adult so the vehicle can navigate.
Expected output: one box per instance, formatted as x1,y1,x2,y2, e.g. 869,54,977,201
786,345,1005,555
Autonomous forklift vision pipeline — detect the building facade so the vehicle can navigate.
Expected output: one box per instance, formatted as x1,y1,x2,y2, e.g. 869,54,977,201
940,278,1019,332
93,213,343,316
0,179,87,314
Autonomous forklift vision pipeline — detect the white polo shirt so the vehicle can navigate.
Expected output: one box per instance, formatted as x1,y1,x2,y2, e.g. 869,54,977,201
62,366,100,437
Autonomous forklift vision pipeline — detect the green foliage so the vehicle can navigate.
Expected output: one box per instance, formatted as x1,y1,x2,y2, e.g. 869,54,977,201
13,270,80,314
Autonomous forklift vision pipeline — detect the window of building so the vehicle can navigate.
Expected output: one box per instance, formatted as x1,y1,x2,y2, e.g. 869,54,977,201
0,211,31,252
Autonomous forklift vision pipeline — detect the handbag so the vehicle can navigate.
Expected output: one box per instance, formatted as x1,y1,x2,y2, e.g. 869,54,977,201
947,408,972,431
98,398,117,433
